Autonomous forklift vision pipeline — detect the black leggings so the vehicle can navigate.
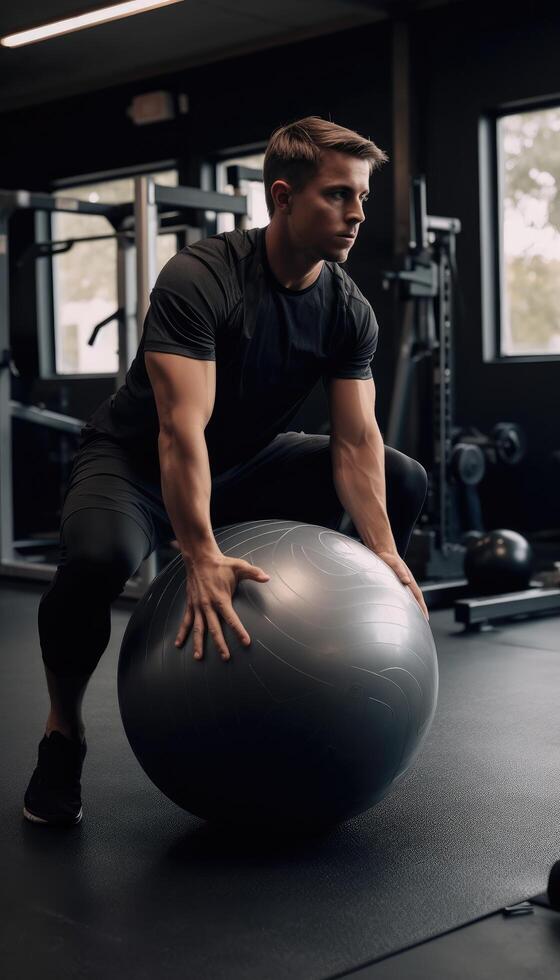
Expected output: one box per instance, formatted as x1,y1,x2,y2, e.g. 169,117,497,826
39,431,427,677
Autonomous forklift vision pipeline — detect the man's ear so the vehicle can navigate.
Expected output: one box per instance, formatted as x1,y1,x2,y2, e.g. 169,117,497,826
271,179,292,214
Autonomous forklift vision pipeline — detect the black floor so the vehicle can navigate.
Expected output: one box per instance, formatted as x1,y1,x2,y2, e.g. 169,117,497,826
351,903,560,979
2,580,559,980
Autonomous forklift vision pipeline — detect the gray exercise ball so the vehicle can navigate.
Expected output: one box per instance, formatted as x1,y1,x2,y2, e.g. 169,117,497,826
118,520,438,835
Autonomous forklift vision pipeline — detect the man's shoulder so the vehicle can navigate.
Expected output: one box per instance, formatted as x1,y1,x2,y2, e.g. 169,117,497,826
325,261,372,314
186,227,259,266
153,228,259,298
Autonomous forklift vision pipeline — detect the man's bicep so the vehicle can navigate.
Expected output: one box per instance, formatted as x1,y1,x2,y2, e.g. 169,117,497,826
145,352,216,434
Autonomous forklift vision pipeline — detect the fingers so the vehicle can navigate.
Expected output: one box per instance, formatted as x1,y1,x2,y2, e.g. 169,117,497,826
203,604,233,661
175,604,194,648
408,580,430,621
380,554,430,622
217,600,251,648
176,557,272,665
180,602,252,662
396,568,429,621
175,606,207,659
192,612,205,659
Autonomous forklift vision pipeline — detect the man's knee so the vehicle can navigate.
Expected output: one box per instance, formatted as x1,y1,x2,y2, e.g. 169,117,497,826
403,457,428,507
37,511,150,677
62,545,136,595
60,509,151,594
386,447,428,511
37,544,129,678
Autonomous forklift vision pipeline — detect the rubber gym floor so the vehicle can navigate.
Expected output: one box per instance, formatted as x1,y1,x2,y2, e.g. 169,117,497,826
2,579,559,979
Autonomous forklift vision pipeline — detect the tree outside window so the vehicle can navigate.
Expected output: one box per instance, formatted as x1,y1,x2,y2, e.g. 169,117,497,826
500,107,560,356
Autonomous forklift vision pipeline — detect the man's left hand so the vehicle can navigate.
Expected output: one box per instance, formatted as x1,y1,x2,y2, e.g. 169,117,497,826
375,550,429,622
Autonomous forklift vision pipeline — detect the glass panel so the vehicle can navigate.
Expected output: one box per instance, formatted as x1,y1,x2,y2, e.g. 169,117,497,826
500,107,560,356
53,169,178,375
214,152,267,234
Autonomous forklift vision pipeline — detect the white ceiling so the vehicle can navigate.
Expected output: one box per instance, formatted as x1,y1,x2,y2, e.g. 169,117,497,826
0,1,456,114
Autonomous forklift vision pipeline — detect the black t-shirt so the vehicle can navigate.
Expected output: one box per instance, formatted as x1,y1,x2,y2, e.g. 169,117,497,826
83,226,379,476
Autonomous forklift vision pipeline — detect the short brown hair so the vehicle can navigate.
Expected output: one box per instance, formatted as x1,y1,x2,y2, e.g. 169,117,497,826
263,116,388,218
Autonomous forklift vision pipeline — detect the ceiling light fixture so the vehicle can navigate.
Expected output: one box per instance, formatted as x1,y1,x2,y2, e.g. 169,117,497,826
0,0,184,49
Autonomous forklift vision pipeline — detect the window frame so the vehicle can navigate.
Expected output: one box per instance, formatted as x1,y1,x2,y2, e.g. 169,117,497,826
204,144,267,236
38,160,179,381
479,102,560,364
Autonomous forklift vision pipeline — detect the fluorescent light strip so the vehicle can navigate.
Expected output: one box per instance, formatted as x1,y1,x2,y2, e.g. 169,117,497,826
0,0,183,48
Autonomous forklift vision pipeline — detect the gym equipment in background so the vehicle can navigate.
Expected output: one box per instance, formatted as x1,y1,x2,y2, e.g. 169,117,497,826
381,177,560,627
118,520,439,835
449,422,526,532
383,174,462,580
382,176,527,581
455,559,560,631
0,179,250,593
455,528,560,630
11,385,83,560
463,529,534,594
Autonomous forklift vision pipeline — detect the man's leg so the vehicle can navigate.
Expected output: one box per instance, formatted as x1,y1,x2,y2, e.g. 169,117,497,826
211,431,427,557
35,434,172,745
25,500,154,825
38,508,152,741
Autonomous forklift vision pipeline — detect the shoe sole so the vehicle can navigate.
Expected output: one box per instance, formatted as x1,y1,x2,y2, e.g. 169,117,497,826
22,805,83,826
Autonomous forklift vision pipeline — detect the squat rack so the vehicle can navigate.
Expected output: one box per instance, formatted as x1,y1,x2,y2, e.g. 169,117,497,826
0,178,249,597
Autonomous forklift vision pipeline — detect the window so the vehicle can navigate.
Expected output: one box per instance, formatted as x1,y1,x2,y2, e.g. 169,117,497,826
497,106,560,357
213,152,267,235
51,168,178,375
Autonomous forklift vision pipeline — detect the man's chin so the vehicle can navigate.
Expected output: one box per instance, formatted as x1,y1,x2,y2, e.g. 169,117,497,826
321,244,351,263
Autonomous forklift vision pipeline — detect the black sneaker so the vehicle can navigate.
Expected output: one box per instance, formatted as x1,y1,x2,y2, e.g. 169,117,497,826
23,731,87,826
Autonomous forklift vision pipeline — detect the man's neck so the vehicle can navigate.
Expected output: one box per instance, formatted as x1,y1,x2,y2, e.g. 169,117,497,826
264,223,323,291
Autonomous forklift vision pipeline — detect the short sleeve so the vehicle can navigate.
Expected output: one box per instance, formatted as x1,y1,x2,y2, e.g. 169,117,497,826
326,301,378,381
143,251,221,361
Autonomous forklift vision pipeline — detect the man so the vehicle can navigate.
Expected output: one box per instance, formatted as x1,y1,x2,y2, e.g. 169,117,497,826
23,116,428,827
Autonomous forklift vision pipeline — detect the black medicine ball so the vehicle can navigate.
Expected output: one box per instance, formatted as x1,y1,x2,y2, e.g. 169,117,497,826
464,528,533,595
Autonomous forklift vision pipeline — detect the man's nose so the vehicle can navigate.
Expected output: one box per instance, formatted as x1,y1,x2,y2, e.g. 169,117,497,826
347,199,365,223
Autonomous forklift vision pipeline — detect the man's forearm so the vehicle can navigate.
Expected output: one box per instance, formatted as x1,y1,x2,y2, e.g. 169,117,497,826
331,425,397,555
158,428,220,561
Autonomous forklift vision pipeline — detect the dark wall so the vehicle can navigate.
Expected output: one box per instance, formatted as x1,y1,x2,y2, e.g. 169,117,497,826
411,0,560,531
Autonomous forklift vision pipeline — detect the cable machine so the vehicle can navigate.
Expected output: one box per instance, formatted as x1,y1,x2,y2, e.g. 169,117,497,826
383,175,463,578
384,176,527,585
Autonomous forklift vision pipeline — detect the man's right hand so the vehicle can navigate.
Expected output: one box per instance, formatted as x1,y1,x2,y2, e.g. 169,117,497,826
176,552,271,661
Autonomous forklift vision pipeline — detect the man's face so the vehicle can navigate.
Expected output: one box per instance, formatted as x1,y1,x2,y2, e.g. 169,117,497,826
278,150,370,262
